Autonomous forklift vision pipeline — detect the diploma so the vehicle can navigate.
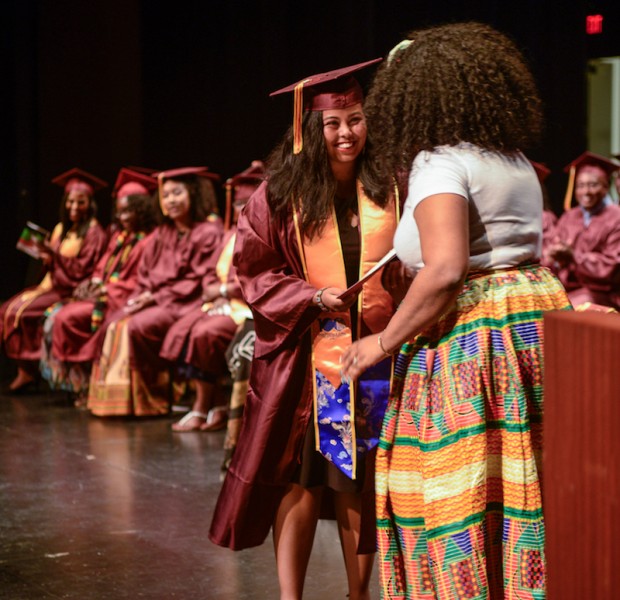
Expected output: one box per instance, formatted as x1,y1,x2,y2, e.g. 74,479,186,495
15,221,50,259
337,248,398,301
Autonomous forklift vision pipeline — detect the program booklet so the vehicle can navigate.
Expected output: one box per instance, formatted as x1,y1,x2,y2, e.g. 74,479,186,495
337,248,398,301
16,221,50,259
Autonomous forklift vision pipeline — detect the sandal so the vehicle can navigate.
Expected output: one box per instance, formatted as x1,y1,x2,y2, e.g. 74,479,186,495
200,406,228,432
171,410,209,432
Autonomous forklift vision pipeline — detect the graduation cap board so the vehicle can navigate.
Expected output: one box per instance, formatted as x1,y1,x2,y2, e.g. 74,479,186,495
270,58,382,154
51,168,108,195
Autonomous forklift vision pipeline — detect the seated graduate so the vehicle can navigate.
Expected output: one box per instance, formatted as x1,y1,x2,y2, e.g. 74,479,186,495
160,161,264,432
39,168,159,405
0,168,108,393
87,166,223,417
542,151,620,309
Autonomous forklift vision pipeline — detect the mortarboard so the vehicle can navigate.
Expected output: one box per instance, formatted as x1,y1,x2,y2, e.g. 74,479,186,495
51,168,108,195
113,168,159,198
562,151,620,211
270,58,382,154
529,160,551,184
224,161,265,229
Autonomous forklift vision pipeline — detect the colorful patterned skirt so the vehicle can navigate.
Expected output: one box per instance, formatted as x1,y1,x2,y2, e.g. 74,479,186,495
376,265,571,599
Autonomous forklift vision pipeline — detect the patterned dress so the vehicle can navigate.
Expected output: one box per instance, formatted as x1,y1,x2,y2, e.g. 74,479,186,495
376,266,571,600
379,146,572,599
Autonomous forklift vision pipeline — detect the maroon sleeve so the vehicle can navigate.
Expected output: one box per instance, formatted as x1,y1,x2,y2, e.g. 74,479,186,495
233,183,321,359
571,213,620,290
51,222,108,292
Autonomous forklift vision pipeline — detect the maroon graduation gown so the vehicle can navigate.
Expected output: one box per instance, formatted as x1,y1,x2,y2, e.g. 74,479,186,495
51,230,152,363
208,182,378,553
0,220,107,361
117,220,223,376
545,204,620,309
159,228,242,374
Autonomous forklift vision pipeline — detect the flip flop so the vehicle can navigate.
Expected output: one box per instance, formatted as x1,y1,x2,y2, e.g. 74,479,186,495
171,410,209,432
200,406,228,432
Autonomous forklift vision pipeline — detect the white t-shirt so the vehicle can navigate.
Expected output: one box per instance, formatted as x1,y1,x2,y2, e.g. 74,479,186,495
393,144,542,272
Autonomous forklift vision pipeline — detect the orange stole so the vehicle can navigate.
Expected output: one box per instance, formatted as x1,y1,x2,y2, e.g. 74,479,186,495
295,182,397,477
201,232,251,325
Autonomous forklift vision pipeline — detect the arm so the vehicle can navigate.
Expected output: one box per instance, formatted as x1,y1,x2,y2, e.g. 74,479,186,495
151,223,223,308
341,193,469,378
569,215,620,289
234,188,345,358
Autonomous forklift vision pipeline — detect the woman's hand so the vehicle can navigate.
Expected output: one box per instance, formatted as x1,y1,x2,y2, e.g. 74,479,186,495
124,291,155,314
202,283,223,303
315,287,358,312
73,278,102,300
36,239,54,266
341,334,386,381
381,260,414,306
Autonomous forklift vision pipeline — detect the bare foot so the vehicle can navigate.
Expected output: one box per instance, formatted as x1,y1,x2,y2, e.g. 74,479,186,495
9,372,35,391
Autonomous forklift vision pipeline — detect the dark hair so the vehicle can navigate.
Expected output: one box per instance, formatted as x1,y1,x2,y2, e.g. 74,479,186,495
363,22,544,201
160,176,218,224
58,192,97,239
125,193,159,233
266,110,386,237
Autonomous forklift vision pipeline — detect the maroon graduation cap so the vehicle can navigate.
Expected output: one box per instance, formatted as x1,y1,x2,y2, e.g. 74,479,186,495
270,58,382,154
51,168,108,195
113,168,159,198
562,151,620,211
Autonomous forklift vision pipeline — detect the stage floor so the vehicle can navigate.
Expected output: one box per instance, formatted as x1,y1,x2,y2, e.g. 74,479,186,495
0,389,379,599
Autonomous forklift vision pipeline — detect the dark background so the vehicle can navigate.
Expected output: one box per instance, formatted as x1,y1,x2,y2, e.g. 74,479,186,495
2,0,619,296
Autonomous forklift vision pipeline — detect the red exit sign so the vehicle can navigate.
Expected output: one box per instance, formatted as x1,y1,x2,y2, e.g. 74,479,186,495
586,14,604,35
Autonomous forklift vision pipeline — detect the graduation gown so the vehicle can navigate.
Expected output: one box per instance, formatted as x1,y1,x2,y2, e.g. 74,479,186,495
0,219,107,361
209,182,395,552
546,204,620,308
51,230,152,363
159,227,247,375
119,220,223,376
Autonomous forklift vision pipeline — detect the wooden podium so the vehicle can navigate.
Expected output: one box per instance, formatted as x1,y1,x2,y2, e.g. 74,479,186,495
544,310,620,598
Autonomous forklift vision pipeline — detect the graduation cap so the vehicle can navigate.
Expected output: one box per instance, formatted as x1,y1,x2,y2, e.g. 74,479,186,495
113,168,159,199
51,168,108,195
270,58,382,154
224,161,265,229
529,160,551,184
153,167,221,216
562,151,620,211
153,166,221,182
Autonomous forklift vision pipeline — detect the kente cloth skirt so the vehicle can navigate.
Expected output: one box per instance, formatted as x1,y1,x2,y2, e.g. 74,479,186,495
376,265,571,600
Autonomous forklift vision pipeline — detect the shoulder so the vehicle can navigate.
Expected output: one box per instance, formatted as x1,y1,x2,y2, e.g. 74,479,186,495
239,182,273,225
557,207,582,223
191,219,224,242
601,204,620,224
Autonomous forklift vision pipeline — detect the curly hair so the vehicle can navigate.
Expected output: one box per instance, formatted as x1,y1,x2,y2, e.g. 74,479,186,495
363,22,543,201
266,109,386,238
125,193,159,233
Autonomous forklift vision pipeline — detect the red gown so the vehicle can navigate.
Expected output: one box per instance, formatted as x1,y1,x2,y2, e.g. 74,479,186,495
119,220,223,378
159,228,246,376
0,220,107,361
209,182,392,552
51,230,152,364
543,204,620,309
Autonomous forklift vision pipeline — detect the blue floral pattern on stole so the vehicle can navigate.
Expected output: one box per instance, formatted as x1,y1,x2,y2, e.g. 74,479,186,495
314,320,391,479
